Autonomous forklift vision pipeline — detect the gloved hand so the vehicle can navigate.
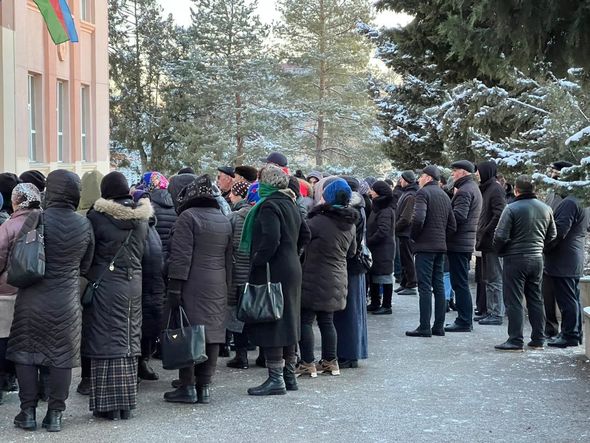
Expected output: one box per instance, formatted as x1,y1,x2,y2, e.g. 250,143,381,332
167,279,183,310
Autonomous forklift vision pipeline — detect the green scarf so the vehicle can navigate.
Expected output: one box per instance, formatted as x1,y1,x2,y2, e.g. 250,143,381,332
239,183,279,253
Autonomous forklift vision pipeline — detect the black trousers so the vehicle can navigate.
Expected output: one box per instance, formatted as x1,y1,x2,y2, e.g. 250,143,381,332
543,274,560,337
16,364,71,411
262,344,297,369
180,343,219,387
543,274,582,341
300,309,336,363
0,337,15,376
81,356,91,378
370,283,393,308
399,237,417,289
475,257,487,314
503,256,545,346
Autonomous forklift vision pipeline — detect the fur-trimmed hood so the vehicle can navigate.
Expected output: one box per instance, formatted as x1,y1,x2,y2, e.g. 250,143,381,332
93,197,154,221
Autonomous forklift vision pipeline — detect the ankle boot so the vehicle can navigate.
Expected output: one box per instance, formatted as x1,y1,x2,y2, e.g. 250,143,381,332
164,385,198,403
77,377,91,395
218,344,230,357
138,358,159,381
283,361,298,391
42,409,62,432
227,348,249,369
247,367,287,396
196,384,210,404
14,407,37,430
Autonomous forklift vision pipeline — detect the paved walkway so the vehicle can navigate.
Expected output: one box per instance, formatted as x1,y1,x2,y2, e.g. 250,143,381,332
0,292,589,442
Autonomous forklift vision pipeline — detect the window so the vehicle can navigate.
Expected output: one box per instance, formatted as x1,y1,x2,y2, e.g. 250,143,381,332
80,0,91,22
81,85,90,161
57,81,65,162
28,75,37,161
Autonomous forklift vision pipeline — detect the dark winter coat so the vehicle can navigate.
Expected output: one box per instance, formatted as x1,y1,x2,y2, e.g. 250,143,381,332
392,184,403,210
493,194,556,258
447,175,483,253
167,198,232,344
228,200,251,307
8,171,95,368
544,196,589,277
411,181,457,253
151,188,177,253
81,198,151,359
244,192,311,348
301,205,357,312
367,195,396,275
395,183,419,238
347,192,368,275
476,178,507,252
141,218,165,339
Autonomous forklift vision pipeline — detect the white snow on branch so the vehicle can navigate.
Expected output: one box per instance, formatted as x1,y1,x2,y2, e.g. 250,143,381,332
565,125,590,145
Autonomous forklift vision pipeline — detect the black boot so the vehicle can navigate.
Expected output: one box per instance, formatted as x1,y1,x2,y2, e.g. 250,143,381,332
164,385,198,404
77,377,91,395
283,361,298,391
42,409,62,432
255,349,266,368
247,367,287,396
138,358,159,381
226,348,249,369
14,407,37,430
196,384,210,404
3,374,18,392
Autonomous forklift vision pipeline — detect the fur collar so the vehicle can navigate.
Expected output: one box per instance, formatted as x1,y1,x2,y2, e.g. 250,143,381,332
93,198,154,221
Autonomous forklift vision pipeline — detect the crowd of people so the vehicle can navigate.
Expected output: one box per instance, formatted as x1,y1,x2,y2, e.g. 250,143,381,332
0,152,587,432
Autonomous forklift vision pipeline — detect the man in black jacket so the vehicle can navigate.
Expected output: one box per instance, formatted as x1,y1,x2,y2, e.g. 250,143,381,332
493,176,556,351
406,166,456,337
395,171,419,296
544,193,589,347
445,160,483,333
475,161,507,326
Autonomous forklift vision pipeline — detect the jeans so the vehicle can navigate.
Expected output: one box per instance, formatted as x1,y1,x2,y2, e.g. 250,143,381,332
399,237,417,288
543,274,582,341
482,252,504,317
180,343,219,387
16,364,72,411
448,252,473,327
503,256,545,346
415,252,446,331
300,309,336,363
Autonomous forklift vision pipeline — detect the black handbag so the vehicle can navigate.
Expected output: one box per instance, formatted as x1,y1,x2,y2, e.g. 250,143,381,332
160,306,208,370
81,230,133,307
237,263,284,323
7,211,45,288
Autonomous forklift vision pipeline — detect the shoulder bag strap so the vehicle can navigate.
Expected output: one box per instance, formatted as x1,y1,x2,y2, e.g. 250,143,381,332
92,229,134,288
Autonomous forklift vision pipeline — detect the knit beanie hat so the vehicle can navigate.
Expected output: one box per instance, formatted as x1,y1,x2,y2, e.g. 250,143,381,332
401,170,416,184
11,183,41,210
231,181,250,199
234,165,258,183
259,165,289,189
323,178,352,206
372,180,393,197
0,173,21,212
101,171,131,200
19,170,46,192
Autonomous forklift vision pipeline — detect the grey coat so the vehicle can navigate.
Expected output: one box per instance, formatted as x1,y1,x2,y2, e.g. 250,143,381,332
228,200,251,307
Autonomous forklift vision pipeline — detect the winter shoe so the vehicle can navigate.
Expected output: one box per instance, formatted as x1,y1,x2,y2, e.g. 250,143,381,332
255,355,266,368
164,385,198,404
366,303,381,312
444,323,472,332
42,409,62,432
196,385,210,404
494,341,524,352
14,408,37,430
227,349,249,369
372,307,392,315
474,313,489,322
77,377,91,395
120,410,132,420
405,327,432,338
316,359,340,376
247,367,287,396
547,336,578,348
397,288,418,296
138,358,159,381
171,378,182,389
338,359,359,369
394,286,406,293
527,340,545,349
283,361,298,391
479,315,503,325
218,345,230,358
295,361,317,378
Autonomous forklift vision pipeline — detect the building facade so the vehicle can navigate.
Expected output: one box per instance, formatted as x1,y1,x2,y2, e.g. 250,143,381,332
0,0,109,176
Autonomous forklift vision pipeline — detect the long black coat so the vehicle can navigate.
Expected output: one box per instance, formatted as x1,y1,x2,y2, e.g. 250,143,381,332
244,192,311,348
347,192,368,275
151,189,177,254
228,200,251,307
301,205,357,312
141,219,165,339
395,183,419,238
447,175,482,253
367,195,396,276
8,170,95,368
476,178,506,252
544,196,589,277
81,197,151,359
167,199,232,344
411,181,457,253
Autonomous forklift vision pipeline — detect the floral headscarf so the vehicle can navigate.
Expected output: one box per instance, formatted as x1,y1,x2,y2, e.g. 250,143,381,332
142,171,169,192
11,183,41,210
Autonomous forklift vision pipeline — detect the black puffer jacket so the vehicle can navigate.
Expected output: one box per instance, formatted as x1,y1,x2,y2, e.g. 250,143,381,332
367,195,395,275
151,189,177,253
301,205,357,312
411,181,456,253
493,194,556,257
82,197,151,359
476,176,506,252
8,170,95,368
228,200,252,306
141,218,165,339
395,183,419,238
544,196,589,277
447,175,482,253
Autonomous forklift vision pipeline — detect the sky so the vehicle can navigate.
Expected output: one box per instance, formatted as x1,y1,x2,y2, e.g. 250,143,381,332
159,0,412,29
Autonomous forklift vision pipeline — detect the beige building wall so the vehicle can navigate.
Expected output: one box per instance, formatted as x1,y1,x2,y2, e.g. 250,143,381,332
0,0,109,176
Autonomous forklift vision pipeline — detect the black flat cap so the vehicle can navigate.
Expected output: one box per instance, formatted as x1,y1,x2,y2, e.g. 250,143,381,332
550,161,573,171
260,152,288,167
450,160,476,173
422,165,441,181
217,166,235,178
401,170,416,183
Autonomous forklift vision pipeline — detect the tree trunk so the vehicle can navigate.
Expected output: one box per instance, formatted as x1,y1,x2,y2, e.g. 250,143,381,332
235,92,244,165
316,0,327,168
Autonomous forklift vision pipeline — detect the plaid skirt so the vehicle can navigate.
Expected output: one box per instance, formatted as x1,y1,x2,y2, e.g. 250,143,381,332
89,357,137,412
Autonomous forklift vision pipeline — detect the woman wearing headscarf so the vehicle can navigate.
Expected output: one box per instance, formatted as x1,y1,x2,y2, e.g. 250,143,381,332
82,171,151,420
0,172,21,225
164,175,232,404
241,165,311,396
297,179,357,378
141,172,176,253
8,172,95,432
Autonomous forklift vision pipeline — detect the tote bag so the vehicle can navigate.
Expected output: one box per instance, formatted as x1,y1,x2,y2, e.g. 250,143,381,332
237,263,284,323
161,306,208,370
7,212,45,288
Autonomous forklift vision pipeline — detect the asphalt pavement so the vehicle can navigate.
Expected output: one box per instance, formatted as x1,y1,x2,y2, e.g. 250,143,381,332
0,291,589,443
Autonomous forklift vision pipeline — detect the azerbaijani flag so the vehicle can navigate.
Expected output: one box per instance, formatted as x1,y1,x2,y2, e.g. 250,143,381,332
33,0,79,45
